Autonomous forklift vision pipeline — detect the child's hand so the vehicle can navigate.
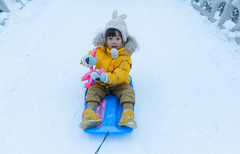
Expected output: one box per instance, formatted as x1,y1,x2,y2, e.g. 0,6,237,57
82,55,97,66
91,71,108,83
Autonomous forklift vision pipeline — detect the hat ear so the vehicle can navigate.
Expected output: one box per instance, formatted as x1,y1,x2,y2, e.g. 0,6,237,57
119,14,127,20
112,10,118,19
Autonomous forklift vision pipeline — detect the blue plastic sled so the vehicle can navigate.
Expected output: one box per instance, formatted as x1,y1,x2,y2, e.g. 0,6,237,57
82,77,134,135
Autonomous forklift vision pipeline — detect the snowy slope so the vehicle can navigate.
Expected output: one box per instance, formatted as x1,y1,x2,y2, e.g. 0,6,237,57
1,0,240,154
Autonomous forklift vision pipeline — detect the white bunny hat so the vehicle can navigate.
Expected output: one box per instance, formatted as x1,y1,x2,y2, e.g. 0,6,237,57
104,10,128,42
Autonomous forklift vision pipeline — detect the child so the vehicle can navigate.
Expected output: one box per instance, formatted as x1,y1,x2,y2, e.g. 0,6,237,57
80,10,138,129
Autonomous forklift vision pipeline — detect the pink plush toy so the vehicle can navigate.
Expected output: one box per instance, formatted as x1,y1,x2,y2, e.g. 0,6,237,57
81,49,105,88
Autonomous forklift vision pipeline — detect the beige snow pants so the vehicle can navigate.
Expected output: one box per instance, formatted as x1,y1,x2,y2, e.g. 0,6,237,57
86,83,135,107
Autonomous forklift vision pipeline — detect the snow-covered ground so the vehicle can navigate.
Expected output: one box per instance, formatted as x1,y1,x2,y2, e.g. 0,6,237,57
1,0,240,153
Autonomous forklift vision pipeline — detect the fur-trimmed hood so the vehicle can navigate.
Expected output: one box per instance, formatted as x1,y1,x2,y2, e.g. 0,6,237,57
93,32,138,55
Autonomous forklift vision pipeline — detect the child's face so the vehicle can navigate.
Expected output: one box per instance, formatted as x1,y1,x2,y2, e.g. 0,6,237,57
106,31,123,50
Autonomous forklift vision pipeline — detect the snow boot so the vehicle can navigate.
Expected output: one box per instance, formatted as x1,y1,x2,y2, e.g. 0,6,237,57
118,109,137,129
80,108,102,129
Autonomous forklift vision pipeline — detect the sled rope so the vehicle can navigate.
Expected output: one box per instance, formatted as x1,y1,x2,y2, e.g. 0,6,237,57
95,131,109,154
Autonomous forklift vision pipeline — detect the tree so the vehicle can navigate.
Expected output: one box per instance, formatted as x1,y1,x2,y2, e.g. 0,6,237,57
0,0,10,12
231,0,240,31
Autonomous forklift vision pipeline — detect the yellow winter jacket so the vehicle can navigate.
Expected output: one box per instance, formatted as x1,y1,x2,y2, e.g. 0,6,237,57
81,32,138,88
82,44,132,88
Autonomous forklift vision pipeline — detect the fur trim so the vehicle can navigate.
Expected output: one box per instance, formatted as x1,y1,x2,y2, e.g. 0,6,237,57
93,32,105,47
93,32,138,55
124,36,138,55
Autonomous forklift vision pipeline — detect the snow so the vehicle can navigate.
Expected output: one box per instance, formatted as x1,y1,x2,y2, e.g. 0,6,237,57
1,0,240,153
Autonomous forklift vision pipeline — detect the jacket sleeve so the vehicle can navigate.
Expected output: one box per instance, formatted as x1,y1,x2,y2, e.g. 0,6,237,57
107,56,131,85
